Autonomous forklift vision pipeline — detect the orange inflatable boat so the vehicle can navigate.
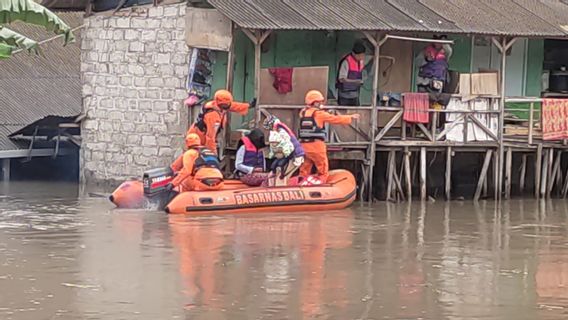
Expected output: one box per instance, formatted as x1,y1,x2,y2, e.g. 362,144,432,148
110,169,356,214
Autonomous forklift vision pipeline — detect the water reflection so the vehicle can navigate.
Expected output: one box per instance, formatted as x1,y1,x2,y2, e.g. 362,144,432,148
2,182,568,318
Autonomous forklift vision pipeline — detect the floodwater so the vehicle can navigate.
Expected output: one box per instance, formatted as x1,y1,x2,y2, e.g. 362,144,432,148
1,183,568,319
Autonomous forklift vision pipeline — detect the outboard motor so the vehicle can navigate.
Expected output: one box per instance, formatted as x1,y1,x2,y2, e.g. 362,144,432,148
143,167,176,210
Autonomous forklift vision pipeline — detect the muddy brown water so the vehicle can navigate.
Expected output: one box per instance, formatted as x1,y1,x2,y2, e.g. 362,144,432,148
1,182,568,319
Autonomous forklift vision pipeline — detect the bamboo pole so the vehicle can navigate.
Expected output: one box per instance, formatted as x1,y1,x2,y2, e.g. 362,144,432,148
445,146,452,200
420,147,426,201
474,150,493,201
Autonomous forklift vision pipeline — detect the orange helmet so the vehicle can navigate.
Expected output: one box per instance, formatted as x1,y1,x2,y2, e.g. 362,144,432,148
305,90,325,106
214,89,233,109
185,133,201,148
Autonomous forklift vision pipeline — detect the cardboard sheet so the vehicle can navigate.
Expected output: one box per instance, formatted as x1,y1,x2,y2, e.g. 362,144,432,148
260,66,329,105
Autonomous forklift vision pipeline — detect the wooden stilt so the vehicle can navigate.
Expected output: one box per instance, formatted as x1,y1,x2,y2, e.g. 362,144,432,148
493,148,499,200
386,150,394,201
535,144,542,198
359,163,367,200
540,148,549,198
483,168,488,198
475,150,492,201
420,147,426,201
520,154,527,194
367,32,382,203
1,159,10,181
562,166,568,198
505,147,512,199
393,161,405,202
445,147,452,200
556,153,564,197
550,151,562,196
404,147,412,200
547,149,558,198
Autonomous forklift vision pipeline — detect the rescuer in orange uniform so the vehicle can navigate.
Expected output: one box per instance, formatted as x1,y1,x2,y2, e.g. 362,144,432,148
166,133,225,192
298,90,359,180
187,89,256,154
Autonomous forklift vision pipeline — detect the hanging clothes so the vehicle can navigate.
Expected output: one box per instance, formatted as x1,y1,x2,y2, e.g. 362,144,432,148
268,67,294,94
542,99,568,141
403,92,430,124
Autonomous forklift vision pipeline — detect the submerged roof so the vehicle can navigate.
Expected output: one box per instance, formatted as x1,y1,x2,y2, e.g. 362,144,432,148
0,11,82,151
207,0,568,37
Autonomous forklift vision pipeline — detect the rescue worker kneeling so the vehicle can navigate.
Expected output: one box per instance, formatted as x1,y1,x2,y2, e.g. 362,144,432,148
166,133,224,192
188,89,256,154
299,90,359,181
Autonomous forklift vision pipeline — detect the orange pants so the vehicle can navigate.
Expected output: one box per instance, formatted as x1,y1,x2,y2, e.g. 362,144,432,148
179,168,225,192
299,140,329,180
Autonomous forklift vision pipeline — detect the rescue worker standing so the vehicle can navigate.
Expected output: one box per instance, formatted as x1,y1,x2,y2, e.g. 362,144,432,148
167,133,225,192
188,89,256,154
298,90,359,181
336,41,368,106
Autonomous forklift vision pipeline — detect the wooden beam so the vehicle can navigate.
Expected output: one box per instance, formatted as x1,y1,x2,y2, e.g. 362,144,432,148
474,150,493,201
241,28,257,43
469,114,498,141
254,30,261,125
431,112,438,141
26,126,39,162
374,110,403,141
436,114,465,141
420,147,426,201
367,32,383,202
404,147,412,200
225,22,236,92
496,37,513,201
359,163,368,200
535,144,543,198
416,123,434,142
528,102,534,145
504,147,512,199
445,147,452,200
519,154,527,193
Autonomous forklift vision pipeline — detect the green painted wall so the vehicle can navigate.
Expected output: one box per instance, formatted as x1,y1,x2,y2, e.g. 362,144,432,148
213,31,544,125
505,39,544,119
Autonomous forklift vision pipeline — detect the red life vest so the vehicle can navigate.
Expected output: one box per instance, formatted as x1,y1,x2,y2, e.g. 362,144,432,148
336,54,364,92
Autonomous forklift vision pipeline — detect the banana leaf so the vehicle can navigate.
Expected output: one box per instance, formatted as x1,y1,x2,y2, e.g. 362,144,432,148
0,26,39,54
0,0,74,44
0,42,15,59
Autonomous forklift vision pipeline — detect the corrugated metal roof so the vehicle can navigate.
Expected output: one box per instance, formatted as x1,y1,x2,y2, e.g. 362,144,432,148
207,0,568,36
0,11,82,151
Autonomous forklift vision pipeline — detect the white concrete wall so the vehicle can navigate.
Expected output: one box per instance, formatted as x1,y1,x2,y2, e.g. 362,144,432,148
80,4,190,186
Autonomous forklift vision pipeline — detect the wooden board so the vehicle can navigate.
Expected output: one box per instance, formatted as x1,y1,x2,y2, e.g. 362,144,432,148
185,8,232,51
259,66,328,105
459,72,499,96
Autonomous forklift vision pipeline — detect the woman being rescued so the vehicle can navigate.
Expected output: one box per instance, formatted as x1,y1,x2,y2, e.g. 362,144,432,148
263,114,305,179
166,133,224,193
234,129,270,186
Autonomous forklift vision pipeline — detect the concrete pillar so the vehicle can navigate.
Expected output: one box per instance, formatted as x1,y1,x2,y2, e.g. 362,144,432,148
1,158,10,181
